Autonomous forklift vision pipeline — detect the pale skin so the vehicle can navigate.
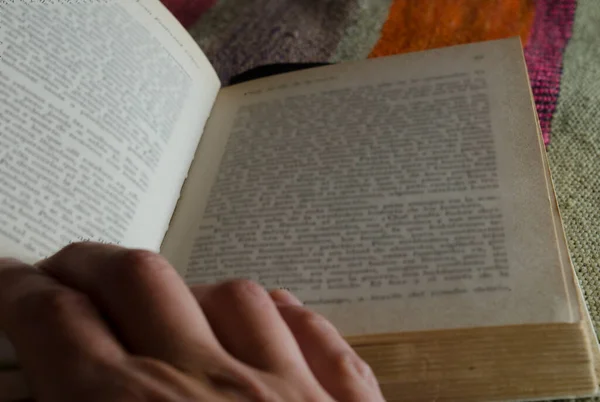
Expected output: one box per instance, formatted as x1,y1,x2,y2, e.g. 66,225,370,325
0,243,385,401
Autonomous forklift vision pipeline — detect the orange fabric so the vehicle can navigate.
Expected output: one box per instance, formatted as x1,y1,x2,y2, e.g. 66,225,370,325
370,0,535,58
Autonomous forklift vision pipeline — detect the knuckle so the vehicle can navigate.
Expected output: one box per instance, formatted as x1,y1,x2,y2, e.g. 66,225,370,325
119,249,166,270
58,241,91,257
57,241,101,260
241,381,274,402
211,368,273,402
334,351,375,381
215,279,266,301
14,289,88,320
38,242,91,274
354,356,376,380
295,308,331,332
116,249,172,281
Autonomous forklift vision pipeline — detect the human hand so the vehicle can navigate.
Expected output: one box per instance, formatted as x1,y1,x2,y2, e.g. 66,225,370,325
0,243,385,401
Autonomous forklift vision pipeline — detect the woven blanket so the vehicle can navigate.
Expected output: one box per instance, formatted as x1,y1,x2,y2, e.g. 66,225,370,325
164,0,600,394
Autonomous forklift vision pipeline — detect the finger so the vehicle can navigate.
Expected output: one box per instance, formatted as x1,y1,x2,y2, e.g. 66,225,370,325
38,243,232,376
0,259,125,400
269,289,302,306
192,280,312,376
271,295,384,402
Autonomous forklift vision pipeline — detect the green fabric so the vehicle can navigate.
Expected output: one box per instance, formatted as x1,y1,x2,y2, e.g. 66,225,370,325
548,1,600,400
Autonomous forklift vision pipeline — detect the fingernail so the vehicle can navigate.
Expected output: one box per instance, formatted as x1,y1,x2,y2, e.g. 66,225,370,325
270,289,303,306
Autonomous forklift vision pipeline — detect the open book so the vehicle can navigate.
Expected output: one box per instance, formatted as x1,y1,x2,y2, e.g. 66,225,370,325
1,1,599,401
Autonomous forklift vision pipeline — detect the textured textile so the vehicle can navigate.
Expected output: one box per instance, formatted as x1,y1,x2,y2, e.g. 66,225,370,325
161,0,216,28
165,1,600,398
549,0,600,344
181,0,576,145
187,0,359,84
525,0,576,144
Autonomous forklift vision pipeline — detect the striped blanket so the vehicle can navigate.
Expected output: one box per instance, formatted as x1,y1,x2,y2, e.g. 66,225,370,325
165,0,600,381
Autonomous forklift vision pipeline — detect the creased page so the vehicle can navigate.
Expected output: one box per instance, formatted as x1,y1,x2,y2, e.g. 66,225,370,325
0,0,220,264
163,38,572,336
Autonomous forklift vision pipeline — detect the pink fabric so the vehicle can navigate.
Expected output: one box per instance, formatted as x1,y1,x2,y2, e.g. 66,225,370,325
524,0,576,145
161,0,216,28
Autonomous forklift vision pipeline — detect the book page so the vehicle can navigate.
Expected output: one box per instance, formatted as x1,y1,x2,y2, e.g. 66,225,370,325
0,0,220,264
162,38,573,335
532,90,579,323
